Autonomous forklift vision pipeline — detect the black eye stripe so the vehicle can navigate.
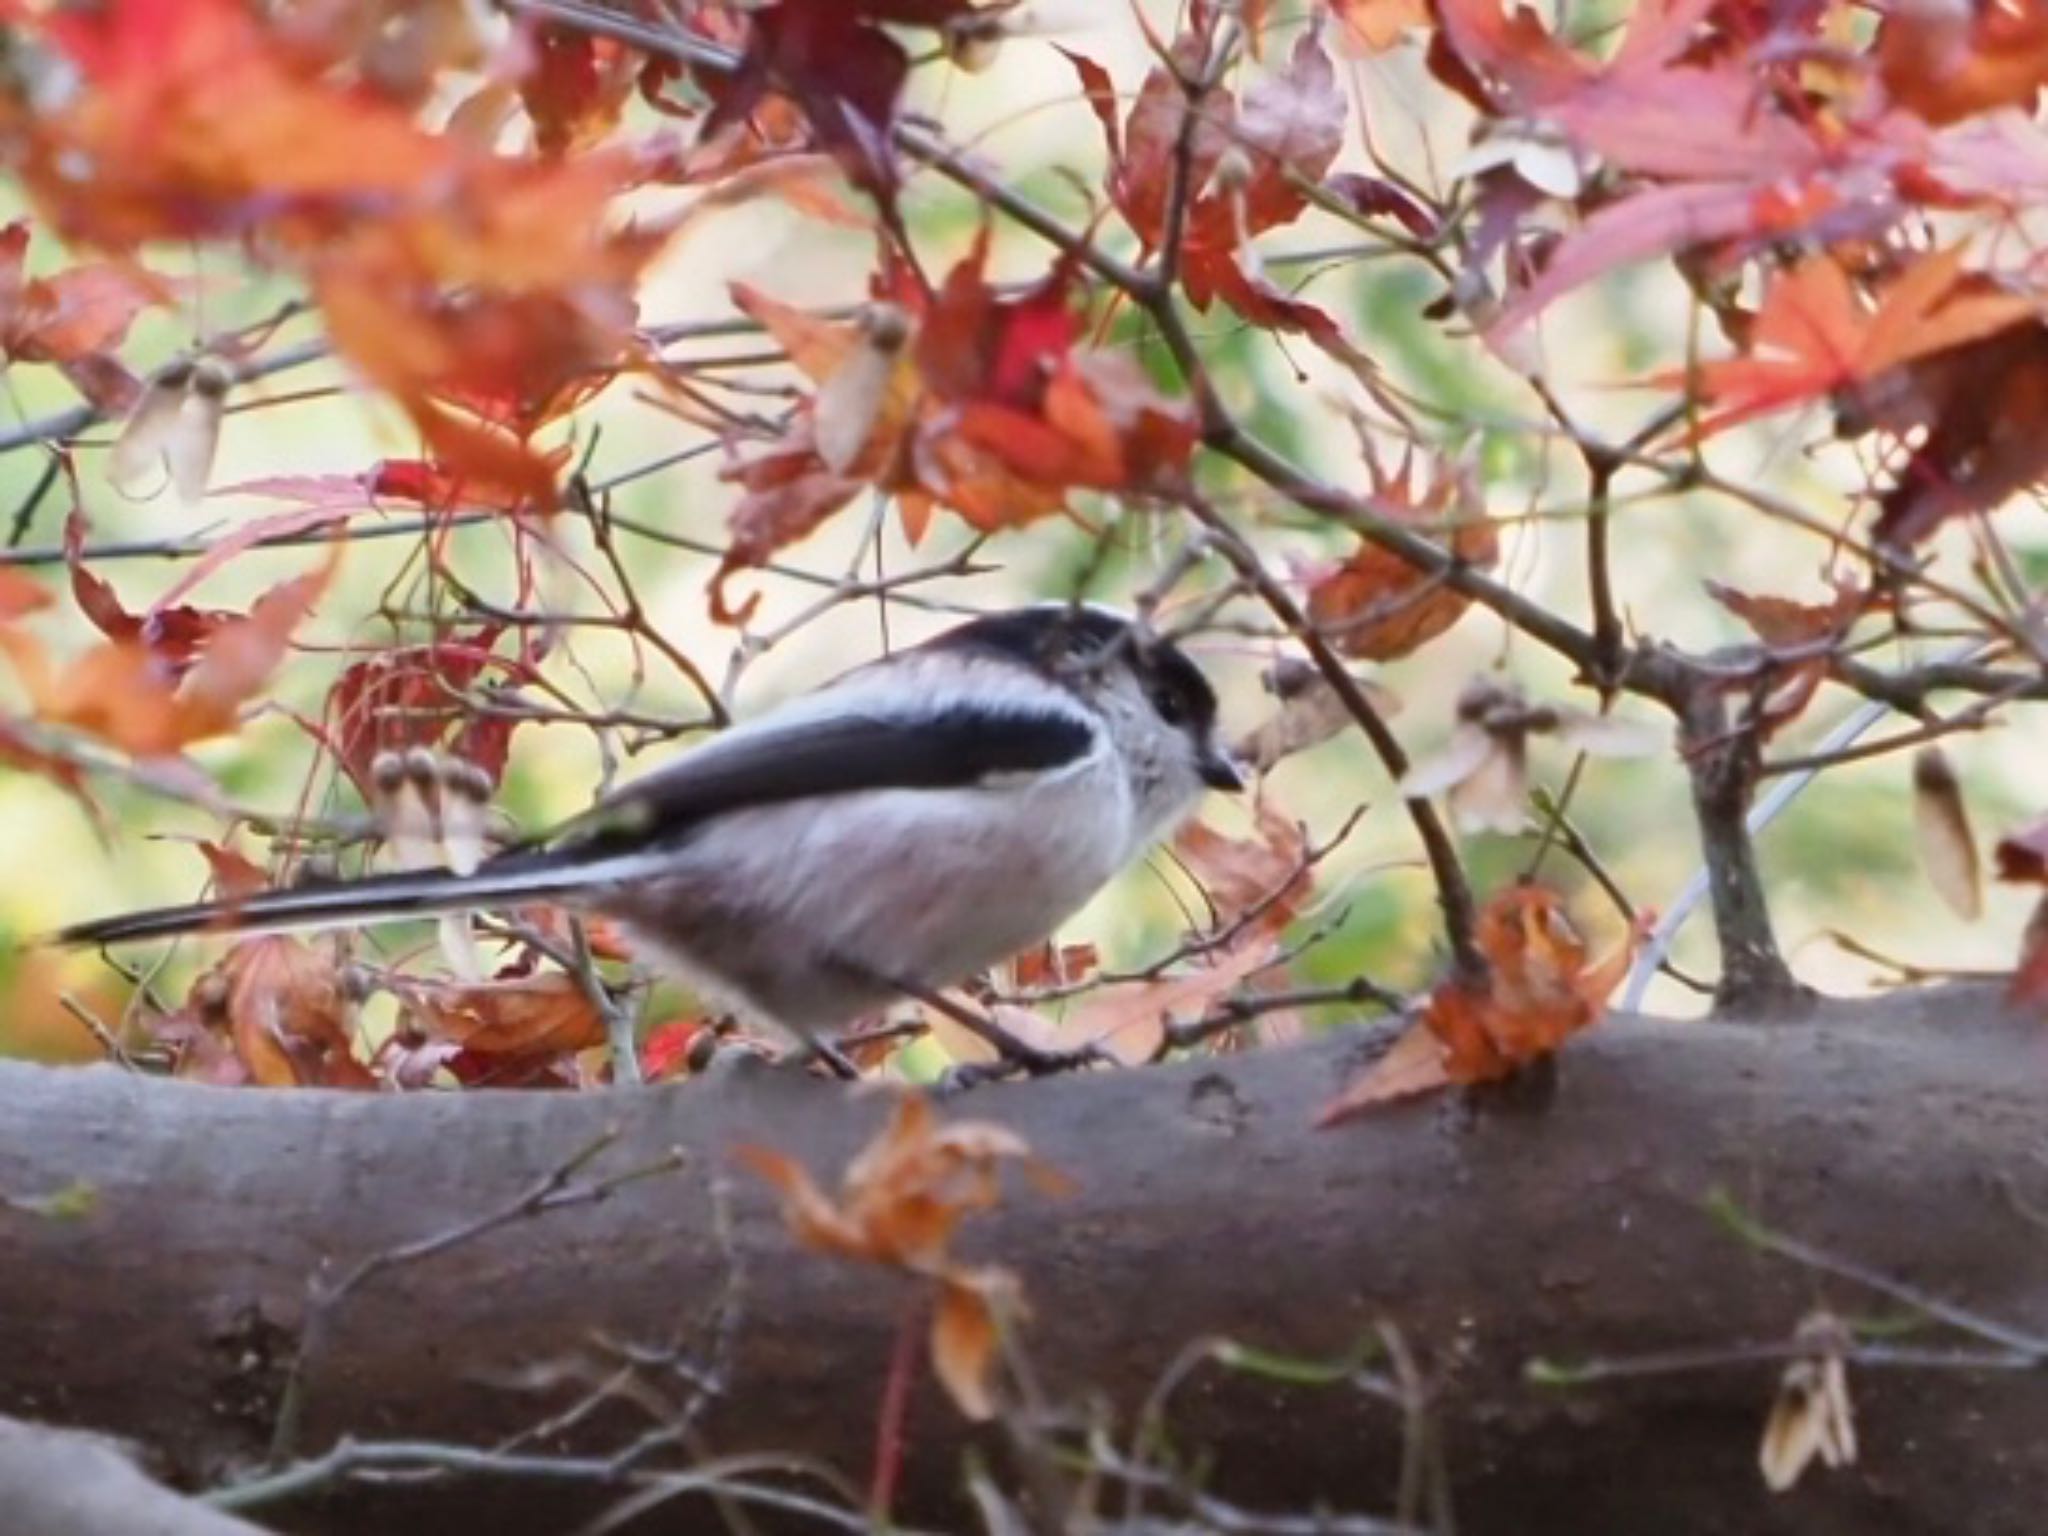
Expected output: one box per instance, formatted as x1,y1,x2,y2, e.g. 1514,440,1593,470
922,605,1219,733
1137,651,1216,734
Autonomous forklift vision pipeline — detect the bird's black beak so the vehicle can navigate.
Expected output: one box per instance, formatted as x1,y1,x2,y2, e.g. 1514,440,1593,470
1199,745,1245,793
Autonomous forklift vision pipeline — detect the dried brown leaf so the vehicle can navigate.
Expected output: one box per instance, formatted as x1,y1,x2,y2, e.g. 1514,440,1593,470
1315,1017,1451,1121
403,972,607,1057
215,935,372,1089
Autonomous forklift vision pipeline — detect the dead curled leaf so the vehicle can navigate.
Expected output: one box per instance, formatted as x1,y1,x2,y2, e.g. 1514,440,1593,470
1319,885,1643,1122
1305,513,1498,662
738,1095,1067,1420
1173,800,1312,939
200,935,372,1089
396,972,608,1057
989,804,1320,1064
1703,577,1874,739
1079,940,1287,1061
930,1269,1018,1423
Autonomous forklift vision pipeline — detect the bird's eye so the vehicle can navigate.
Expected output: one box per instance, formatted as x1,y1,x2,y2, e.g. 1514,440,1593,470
1149,682,1187,725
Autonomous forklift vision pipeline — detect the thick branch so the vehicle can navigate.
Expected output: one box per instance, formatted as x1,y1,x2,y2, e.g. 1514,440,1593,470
1677,687,1804,1014
0,989,2043,1535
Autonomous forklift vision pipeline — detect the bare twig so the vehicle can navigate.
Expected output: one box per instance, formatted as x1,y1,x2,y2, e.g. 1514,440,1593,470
267,1130,688,1463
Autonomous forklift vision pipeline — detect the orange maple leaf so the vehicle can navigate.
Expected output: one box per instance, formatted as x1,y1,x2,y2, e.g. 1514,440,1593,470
1305,449,1499,661
0,223,168,365
1879,0,2048,126
740,1095,1066,1421
12,1,669,512
22,0,458,248
1319,885,1641,1122
1332,0,1429,53
0,552,336,758
1664,249,2038,436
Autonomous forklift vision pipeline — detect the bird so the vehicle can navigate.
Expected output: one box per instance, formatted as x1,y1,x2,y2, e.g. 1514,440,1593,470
54,604,1242,1040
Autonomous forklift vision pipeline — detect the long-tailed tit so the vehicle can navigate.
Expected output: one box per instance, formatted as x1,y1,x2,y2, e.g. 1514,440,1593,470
56,605,1242,1038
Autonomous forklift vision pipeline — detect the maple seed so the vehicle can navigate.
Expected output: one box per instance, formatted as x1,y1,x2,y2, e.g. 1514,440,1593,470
814,301,912,474
109,357,231,509
1760,1312,1858,1493
371,749,440,872
108,365,193,495
370,748,496,878
446,761,493,804
1912,746,1982,920
402,745,440,790
942,11,1012,74
438,759,494,877
856,300,912,353
740,1096,1057,1420
1318,884,1642,1119
1212,146,1255,196
1401,677,1663,835
1233,656,1391,775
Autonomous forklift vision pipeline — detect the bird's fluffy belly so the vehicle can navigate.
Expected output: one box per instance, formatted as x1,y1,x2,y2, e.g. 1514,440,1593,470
595,766,1128,1034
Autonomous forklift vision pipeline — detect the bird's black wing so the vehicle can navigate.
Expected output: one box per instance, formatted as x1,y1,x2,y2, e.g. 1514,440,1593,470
53,707,1093,949
538,704,1095,860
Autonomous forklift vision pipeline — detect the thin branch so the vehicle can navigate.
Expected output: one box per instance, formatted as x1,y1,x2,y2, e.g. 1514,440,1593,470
267,1130,689,1464
1706,1189,2048,1359
1178,490,1486,983
1672,688,1802,1014
1153,976,1402,1058
211,1440,892,1534
0,338,330,458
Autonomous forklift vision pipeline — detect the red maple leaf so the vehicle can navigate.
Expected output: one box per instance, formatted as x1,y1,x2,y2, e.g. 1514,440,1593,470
1429,0,1922,343
710,235,1195,613
1075,26,1348,338
702,2,910,202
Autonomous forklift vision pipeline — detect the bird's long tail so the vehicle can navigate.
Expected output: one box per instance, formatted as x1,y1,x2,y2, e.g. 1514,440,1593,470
49,848,613,950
